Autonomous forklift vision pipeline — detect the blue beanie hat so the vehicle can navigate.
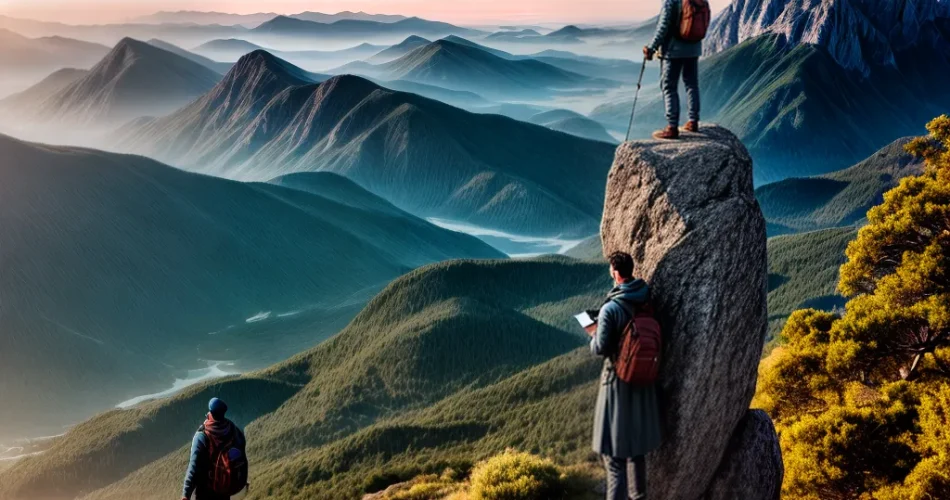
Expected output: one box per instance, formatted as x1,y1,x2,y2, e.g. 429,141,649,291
209,398,228,418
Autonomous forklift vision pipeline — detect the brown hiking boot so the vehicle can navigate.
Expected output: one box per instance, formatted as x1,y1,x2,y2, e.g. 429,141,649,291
684,120,699,133
652,126,680,140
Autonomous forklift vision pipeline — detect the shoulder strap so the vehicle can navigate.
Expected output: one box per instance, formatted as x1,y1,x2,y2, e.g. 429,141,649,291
610,298,638,320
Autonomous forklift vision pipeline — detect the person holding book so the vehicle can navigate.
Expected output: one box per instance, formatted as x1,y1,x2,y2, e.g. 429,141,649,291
586,251,662,500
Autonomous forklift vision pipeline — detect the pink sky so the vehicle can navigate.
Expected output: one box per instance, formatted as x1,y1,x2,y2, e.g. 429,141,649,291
0,0,733,25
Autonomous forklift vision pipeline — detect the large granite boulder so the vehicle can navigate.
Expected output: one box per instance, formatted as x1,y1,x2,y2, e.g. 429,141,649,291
601,125,780,499
704,410,784,500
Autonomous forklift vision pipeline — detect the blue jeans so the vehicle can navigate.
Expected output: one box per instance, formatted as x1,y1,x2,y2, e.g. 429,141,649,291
661,57,700,127
604,455,647,500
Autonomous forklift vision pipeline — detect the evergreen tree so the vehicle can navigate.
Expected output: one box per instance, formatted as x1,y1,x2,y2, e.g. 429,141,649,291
755,116,950,499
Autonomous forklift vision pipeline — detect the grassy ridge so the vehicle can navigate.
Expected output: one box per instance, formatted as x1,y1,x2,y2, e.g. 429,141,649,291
0,258,610,500
757,137,923,235
766,228,856,337
0,133,502,441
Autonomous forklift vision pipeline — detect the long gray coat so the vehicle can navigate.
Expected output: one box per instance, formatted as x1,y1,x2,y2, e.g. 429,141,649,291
590,279,663,458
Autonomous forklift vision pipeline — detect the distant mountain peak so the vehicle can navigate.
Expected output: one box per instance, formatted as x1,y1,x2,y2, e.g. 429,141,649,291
112,36,149,53
313,74,381,102
402,34,430,44
549,25,582,36
321,73,376,86
706,0,950,75
228,49,313,84
0,27,28,42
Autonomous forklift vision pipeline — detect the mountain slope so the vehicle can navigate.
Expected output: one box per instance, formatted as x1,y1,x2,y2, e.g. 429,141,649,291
366,35,431,62
766,227,856,335
595,33,950,184
131,10,279,26
193,38,384,67
528,109,617,144
3,37,221,129
252,15,478,38
0,133,502,442
118,51,616,237
373,39,615,98
0,258,608,500
146,39,232,74
291,11,409,23
0,28,108,96
706,0,950,75
757,137,924,235
0,29,109,68
194,38,264,54
0,67,88,113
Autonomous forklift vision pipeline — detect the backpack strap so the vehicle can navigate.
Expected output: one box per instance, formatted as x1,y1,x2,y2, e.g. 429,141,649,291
610,298,639,322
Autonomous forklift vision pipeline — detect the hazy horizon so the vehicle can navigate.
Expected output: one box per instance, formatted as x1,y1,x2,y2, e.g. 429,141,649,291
0,0,732,25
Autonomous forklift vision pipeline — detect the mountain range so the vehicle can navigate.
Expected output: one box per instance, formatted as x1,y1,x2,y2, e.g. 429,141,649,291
146,38,233,73
0,28,109,71
0,28,109,97
426,36,639,82
593,14,950,184
292,11,408,24
131,10,409,27
252,15,479,38
0,132,501,442
706,0,950,76
528,109,617,143
0,37,221,133
0,14,248,46
335,38,618,99
756,137,924,235
0,258,607,500
192,38,385,66
365,35,432,62
118,50,616,237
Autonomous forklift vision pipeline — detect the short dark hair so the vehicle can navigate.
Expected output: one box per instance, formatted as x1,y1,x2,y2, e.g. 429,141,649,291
608,251,635,280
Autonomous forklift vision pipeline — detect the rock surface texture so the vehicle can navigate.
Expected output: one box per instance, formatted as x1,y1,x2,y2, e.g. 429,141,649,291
705,0,950,75
601,125,779,499
704,410,784,500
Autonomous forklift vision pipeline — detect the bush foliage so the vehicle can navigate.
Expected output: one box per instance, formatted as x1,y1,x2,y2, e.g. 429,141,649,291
469,451,564,500
756,116,950,499
369,451,602,500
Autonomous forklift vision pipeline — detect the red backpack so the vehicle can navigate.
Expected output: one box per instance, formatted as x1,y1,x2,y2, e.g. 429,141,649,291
679,0,711,42
613,301,662,385
204,428,249,496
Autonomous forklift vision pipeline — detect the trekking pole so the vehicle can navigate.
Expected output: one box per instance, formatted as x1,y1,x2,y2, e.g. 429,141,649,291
624,58,649,142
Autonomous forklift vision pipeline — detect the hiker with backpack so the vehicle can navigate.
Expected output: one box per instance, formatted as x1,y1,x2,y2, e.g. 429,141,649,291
643,0,711,140
588,252,662,500
181,398,249,500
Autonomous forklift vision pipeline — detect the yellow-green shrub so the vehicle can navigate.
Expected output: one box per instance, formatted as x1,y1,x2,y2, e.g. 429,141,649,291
469,451,564,500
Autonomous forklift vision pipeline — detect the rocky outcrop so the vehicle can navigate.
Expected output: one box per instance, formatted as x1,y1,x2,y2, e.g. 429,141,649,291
705,0,950,76
704,410,784,500
601,125,779,499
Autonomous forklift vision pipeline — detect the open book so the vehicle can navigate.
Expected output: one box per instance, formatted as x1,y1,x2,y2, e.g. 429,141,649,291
574,311,596,329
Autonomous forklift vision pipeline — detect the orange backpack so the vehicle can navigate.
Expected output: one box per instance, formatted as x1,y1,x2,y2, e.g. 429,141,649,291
613,302,662,385
679,0,711,42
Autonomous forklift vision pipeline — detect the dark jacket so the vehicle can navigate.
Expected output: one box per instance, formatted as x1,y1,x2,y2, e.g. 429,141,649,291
590,279,663,458
649,0,704,59
182,419,246,500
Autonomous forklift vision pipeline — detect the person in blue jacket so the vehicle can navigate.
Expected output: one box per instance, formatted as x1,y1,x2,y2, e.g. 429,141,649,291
644,0,704,140
181,398,246,500
589,252,662,500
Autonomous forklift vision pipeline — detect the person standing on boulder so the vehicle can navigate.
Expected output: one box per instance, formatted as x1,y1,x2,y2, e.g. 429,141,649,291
644,0,711,140
181,398,249,500
588,252,662,500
